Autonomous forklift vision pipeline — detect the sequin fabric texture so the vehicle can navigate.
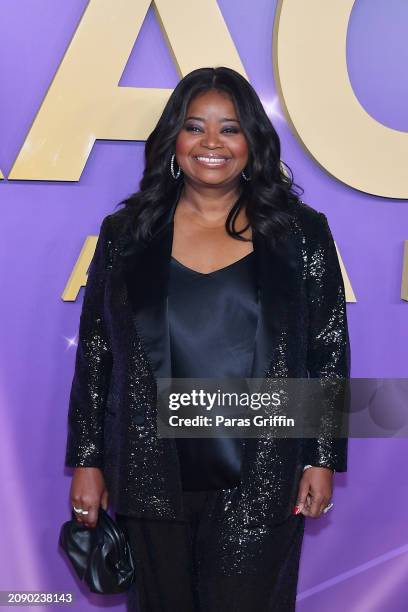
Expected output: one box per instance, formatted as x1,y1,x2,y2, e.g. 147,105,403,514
65,201,350,530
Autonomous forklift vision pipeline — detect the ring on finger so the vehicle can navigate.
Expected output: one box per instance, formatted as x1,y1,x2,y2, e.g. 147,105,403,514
73,505,89,515
322,502,334,514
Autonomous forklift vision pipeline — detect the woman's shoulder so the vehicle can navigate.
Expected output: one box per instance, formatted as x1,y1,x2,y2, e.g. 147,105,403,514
291,199,330,241
98,206,134,249
104,205,131,229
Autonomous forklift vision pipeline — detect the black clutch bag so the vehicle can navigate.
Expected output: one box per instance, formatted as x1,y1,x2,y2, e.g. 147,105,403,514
59,507,135,594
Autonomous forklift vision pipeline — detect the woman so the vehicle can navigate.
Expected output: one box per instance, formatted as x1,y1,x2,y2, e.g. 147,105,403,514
65,67,350,611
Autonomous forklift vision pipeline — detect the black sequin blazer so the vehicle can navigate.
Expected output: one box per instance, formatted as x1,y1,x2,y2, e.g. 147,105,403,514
65,190,351,527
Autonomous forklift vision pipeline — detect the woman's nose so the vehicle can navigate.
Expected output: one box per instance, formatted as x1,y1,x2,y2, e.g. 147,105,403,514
200,130,223,148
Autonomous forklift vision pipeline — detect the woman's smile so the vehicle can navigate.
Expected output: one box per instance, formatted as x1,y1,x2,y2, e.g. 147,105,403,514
192,154,232,168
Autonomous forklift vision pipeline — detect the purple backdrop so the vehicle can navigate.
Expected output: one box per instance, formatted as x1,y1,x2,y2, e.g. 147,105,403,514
1,1,407,610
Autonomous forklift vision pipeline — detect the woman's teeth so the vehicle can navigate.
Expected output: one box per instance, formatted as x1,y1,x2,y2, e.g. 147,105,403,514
194,156,230,164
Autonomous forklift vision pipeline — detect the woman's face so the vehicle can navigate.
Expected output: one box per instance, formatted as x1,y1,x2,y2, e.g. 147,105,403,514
175,89,249,188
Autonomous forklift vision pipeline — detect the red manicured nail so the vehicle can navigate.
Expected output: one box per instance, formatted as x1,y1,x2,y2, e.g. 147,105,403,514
293,505,301,515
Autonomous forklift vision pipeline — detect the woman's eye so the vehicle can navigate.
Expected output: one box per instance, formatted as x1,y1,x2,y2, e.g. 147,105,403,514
184,125,240,134
184,125,202,132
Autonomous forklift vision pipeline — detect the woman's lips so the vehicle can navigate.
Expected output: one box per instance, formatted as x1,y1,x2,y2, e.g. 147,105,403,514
192,155,231,168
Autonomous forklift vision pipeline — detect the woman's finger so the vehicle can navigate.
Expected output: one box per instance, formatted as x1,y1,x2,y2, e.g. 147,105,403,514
81,504,99,528
71,498,99,528
294,478,310,513
319,497,331,516
299,493,312,516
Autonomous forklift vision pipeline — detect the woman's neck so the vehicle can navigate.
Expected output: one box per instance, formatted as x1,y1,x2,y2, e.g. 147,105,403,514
178,180,242,222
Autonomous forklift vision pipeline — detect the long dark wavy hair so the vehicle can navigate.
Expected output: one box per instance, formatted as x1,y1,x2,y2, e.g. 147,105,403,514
116,66,303,246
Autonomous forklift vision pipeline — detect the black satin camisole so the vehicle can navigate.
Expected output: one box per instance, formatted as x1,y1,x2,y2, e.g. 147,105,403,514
167,251,259,491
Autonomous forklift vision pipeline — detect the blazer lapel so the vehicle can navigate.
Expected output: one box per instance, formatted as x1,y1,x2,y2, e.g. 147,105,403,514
249,226,299,380
119,185,182,381
119,188,299,384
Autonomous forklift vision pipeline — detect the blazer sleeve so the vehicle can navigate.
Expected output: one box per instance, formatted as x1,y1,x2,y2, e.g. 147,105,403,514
64,215,113,468
303,212,351,472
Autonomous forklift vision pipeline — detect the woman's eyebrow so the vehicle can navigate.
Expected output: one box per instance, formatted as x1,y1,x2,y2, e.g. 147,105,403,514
185,116,240,123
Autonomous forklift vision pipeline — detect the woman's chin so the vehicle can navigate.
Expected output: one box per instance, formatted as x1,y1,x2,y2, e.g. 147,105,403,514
185,171,240,187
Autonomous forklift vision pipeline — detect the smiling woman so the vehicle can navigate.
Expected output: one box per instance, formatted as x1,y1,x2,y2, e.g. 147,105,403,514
65,66,350,612
171,89,255,274
176,89,249,183
117,66,303,250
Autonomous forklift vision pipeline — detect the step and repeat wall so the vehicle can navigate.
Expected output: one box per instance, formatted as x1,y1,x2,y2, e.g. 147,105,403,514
1,1,407,610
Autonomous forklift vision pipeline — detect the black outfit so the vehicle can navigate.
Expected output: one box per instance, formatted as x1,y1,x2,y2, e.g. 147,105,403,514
65,188,350,607
116,252,306,611
116,490,305,612
65,192,351,525
169,252,258,491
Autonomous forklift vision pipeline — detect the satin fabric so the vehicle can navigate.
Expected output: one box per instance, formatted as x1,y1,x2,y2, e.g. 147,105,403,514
167,251,259,491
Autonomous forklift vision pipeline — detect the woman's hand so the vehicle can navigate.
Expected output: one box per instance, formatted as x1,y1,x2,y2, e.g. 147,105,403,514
295,466,333,518
69,467,109,528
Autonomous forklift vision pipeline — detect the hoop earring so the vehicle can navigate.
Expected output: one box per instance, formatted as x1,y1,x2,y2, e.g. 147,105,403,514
170,154,182,180
241,169,251,181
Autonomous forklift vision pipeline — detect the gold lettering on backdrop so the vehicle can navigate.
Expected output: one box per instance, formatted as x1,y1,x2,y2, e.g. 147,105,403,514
401,241,408,301
273,0,408,198
335,243,356,303
62,235,98,301
9,0,245,181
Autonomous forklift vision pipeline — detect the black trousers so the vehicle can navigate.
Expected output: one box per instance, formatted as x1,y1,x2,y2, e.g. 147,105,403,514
116,489,305,612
